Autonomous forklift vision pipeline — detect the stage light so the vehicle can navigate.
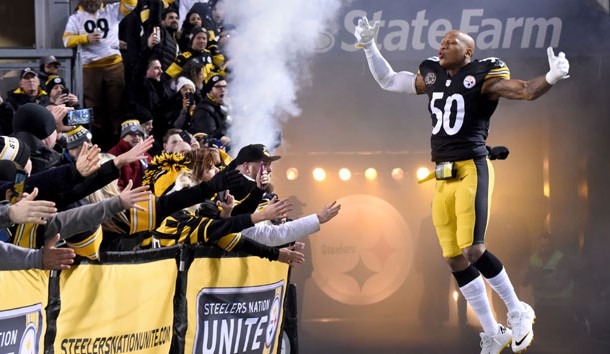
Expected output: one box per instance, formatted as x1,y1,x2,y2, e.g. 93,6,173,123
286,167,299,181
338,168,351,181
416,167,431,181
391,168,404,181
313,167,326,182
364,168,377,181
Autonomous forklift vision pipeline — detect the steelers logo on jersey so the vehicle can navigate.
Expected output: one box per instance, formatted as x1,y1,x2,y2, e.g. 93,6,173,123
424,72,436,87
463,75,476,89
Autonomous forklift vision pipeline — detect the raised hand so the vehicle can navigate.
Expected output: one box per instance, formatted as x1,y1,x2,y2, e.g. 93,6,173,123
256,162,270,190
545,47,570,85
46,105,74,132
42,234,76,270
217,191,235,218
147,30,160,49
67,93,79,106
354,16,380,49
114,136,154,168
75,142,101,177
118,180,151,211
8,188,57,225
252,196,293,223
316,201,341,224
277,247,305,265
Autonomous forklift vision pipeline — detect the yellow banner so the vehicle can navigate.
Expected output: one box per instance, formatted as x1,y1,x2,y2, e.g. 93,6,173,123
185,256,289,354
55,260,178,354
0,270,48,354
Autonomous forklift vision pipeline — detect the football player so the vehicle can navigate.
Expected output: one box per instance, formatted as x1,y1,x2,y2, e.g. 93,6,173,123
354,16,569,354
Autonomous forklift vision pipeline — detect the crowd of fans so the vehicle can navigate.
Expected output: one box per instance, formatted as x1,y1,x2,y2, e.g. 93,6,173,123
0,0,341,272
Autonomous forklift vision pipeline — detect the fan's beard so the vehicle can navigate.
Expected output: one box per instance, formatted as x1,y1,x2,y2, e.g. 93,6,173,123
81,0,102,13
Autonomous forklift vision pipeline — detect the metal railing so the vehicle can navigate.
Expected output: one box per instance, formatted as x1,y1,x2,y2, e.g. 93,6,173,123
0,48,82,103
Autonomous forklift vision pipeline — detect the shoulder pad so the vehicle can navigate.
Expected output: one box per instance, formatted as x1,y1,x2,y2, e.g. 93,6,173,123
419,57,441,71
479,57,508,69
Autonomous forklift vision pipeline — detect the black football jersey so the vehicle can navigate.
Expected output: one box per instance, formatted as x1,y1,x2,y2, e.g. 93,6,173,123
418,57,510,162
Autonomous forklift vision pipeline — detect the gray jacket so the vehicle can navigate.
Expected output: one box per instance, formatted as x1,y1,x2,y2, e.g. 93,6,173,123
0,197,123,270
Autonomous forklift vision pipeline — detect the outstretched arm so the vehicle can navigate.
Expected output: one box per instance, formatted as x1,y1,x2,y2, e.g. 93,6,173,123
241,214,320,247
483,47,570,100
43,182,150,241
231,236,305,264
0,234,73,270
482,76,552,101
241,201,340,247
355,17,424,94
42,234,75,270
5,188,57,226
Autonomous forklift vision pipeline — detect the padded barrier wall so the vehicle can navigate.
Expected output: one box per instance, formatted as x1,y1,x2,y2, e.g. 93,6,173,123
0,245,291,354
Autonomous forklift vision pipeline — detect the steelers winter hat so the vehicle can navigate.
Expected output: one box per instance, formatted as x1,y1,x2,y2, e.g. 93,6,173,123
65,125,92,150
190,26,208,43
0,136,30,169
119,119,146,139
204,71,226,93
46,75,67,93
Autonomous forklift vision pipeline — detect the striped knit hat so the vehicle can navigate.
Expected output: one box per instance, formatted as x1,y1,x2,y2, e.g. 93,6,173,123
0,136,30,169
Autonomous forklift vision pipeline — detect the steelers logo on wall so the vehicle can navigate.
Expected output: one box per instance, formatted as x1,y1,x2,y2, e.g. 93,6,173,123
19,324,38,354
265,294,282,348
311,194,413,305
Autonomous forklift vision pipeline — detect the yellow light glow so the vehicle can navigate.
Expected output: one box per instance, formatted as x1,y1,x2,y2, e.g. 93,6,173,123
452,290,459,302
543,158,550,198
286,167,299,181
416,167,431,181
578,180,589,199
391,168,404,180
312,167,326,182
338,168,351,181
364,168,377,181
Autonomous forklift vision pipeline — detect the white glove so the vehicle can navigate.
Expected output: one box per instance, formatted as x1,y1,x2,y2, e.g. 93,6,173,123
545,47,570,85
354,16,380,49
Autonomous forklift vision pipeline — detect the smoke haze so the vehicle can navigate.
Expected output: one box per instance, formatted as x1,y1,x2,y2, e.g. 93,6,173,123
222,0,343,153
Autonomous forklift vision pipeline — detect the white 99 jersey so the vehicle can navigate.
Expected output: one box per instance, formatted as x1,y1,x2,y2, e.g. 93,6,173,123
63,3,127,65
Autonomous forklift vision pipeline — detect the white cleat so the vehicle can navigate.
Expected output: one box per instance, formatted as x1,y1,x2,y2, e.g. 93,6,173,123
508,301,536,352
480,324,512,354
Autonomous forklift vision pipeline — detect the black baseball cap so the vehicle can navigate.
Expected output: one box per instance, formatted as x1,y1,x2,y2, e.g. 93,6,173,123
40,55,60,66
232,144,280,165
20,67,38,79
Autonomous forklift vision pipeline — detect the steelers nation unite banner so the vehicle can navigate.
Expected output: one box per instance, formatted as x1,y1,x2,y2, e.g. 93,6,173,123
185,248,289,354
0,246,291,354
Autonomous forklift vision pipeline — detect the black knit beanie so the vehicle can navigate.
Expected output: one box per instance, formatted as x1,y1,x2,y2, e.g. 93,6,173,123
12,103,56,140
